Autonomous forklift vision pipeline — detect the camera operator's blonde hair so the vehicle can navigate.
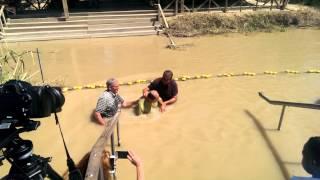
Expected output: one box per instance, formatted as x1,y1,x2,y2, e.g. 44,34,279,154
72,148,111,180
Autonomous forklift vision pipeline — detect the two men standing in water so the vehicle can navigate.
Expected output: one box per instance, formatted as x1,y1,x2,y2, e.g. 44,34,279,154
94,70,178,124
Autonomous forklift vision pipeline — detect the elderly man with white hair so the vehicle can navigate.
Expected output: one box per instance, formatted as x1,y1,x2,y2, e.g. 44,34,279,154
94,78,137,126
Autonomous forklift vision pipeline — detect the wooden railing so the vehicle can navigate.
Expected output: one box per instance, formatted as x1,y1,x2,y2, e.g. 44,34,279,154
85,112,121,180
0,5,7,35
259,92,320,130
159,0,287,14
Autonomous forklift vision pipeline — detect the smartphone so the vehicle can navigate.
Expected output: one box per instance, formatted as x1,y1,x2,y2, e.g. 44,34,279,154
116,151,128,159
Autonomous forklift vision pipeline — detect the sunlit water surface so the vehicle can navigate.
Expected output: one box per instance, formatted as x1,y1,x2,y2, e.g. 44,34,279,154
1,29,320,180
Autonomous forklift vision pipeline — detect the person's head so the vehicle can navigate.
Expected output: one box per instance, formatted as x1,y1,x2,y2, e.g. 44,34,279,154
106,78,119,94
161,70,173,85
76,148,112,180
302,136,320,178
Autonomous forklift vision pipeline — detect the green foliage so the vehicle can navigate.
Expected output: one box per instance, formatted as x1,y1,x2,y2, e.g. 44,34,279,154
0,49,38,84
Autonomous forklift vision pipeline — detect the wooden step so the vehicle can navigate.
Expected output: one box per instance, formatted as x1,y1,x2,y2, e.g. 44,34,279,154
2,30,158,42
4,24,87,33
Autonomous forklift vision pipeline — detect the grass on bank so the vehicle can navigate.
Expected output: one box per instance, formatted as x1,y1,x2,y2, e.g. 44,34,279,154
166,9,320,37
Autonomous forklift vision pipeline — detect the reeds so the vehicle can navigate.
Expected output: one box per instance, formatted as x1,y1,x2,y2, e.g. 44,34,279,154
167,9,320,37
0,49,39,84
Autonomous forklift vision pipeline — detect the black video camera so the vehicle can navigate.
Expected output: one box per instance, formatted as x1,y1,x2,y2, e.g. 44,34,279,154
0,79,65,122
0,80,67,180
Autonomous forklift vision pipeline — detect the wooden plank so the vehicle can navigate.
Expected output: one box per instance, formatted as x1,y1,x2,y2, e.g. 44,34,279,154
211,0,221,8
164,0,175,10
183,5,191,12
84,113,120,180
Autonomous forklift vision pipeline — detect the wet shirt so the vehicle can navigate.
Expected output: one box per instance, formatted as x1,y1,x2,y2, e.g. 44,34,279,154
148,78,178,101
95,91,124,118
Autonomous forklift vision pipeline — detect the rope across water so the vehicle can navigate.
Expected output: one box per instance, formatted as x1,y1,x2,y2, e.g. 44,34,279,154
61,69,320,92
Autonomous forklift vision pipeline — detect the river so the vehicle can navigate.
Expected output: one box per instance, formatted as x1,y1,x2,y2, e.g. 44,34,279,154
1,29,320,180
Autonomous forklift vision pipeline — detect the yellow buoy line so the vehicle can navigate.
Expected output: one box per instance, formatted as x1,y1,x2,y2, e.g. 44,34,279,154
61,69,320,92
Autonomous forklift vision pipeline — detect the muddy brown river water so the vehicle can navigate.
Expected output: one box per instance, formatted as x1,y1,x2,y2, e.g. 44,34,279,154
1,29,320,180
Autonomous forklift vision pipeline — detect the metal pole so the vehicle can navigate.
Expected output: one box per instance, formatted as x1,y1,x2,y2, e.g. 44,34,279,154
110,133,117,180
277,105,286,131
36,48,45,83
116,121,121,146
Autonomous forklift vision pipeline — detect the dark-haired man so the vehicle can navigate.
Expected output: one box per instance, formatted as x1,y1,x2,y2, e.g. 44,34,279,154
142,70,178,112
95,78,137,125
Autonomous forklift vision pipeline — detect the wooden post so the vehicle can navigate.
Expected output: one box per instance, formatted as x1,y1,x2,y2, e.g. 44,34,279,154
180,0,185,13
208,0,211,12
254,0,259,10
175,0,179,15
280,0,289,10
224,0,228,12
270,0,273,10
61,0,69,19
192,0,195,12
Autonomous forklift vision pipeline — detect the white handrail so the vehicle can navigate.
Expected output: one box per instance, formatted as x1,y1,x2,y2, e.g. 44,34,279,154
0,5,6,34
156,4,169,29
156,4,176,48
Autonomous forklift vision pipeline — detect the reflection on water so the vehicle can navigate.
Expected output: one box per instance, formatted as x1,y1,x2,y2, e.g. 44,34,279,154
1,29,320,180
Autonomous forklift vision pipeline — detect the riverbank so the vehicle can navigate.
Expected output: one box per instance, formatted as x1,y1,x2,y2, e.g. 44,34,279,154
166,9,320,37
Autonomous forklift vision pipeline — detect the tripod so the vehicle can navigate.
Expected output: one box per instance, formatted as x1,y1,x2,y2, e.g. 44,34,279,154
4,137,62,180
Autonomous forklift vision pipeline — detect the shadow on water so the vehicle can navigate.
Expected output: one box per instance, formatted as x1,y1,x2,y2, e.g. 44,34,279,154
244,109,291,180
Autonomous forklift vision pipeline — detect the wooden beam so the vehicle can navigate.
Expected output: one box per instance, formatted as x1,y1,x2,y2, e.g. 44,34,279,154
164,0,175,10
196,0,209,11
85,113,120,180
62,0,69,19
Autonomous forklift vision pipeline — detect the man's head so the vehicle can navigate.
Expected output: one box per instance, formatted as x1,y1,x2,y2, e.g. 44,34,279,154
106,78,119,94
161,70,173,85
